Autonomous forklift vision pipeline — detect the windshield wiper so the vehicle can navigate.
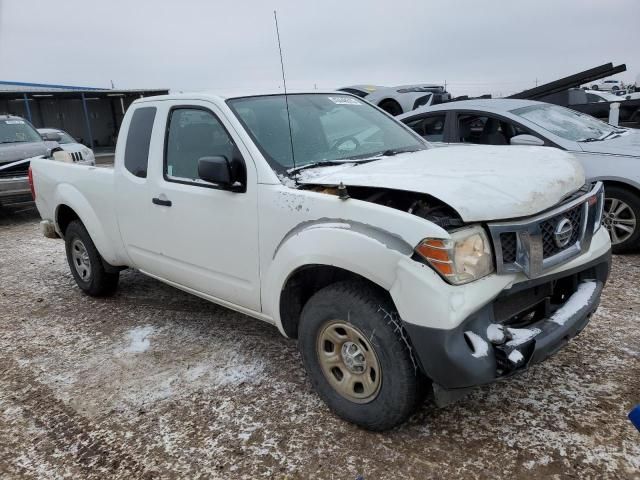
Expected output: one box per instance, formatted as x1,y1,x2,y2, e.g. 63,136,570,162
288,158,374,175
287,147,424,175
580,137,604,143
376,147,423,157
599,130,625,141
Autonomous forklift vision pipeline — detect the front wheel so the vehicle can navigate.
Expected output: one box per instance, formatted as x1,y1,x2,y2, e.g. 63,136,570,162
65,220,119,296
298,281,423,430
603,186,640,253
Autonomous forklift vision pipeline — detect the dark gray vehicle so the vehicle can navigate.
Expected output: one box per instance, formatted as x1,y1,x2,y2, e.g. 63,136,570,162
0,115,55,206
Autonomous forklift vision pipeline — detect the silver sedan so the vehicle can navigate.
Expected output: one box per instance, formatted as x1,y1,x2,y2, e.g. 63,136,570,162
399,99,640,252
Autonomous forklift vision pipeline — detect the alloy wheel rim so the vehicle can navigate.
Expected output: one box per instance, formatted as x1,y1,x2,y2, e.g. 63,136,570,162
603,197,637,245
316,320,381,404
71,238,92,281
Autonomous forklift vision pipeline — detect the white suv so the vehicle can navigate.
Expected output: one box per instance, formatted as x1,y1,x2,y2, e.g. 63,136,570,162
590,79,625,92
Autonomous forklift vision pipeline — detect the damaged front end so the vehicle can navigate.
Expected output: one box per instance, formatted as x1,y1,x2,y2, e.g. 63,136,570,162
404,253,611,407
303,184,465,230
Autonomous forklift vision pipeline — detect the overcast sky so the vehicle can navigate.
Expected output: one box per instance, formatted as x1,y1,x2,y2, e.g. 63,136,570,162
0,0,638,97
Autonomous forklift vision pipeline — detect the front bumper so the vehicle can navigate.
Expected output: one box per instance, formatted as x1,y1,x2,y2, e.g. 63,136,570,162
403,249,611,397
0,176,31,205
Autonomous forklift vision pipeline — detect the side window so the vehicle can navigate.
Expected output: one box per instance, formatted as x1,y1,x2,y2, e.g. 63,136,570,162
124,107,156,178
586,93,605,103
405,114,447,142
457,114,528,146
165,108,236,183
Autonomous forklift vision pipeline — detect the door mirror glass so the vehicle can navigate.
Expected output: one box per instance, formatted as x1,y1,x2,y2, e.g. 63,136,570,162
198,156,233,186
510,134,545,146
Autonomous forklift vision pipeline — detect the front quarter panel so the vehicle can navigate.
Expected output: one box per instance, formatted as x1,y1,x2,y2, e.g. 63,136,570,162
571,151,640,191
259,184,449,333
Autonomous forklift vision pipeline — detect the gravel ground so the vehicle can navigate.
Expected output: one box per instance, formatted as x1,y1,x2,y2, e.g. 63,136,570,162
0,205,638,479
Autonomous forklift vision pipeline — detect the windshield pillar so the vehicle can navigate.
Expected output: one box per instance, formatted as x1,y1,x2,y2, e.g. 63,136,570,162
22,94,33,123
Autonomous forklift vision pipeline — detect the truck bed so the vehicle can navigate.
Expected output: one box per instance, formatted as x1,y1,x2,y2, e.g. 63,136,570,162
30,158,126,266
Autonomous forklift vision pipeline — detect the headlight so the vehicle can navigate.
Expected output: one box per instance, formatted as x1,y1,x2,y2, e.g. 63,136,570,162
415,226,494,285
82,148,95,164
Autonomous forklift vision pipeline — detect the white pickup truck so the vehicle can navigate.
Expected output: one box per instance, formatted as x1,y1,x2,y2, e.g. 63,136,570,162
30,91,611,430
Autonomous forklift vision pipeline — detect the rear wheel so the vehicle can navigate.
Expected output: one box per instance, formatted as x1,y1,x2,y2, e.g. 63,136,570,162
591,84,599,90
65,220,119,296
378,100,403,116
298,280,423,430
603,186,640,253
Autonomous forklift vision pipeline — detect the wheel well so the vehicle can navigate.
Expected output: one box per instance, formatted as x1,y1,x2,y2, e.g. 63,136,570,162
279,265,390,338
602,180,640,198
56,204,80,237
378,99,402,115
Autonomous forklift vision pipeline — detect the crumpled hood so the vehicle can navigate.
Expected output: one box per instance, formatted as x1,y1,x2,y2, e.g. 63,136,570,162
297,146,585,222
578,130,640,157
0,141,48,165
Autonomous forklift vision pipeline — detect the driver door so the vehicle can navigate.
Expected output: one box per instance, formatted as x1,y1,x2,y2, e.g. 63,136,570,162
143,101,261,311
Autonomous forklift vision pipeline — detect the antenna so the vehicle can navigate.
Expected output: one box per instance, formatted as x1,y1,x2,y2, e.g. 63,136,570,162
273,10,297,176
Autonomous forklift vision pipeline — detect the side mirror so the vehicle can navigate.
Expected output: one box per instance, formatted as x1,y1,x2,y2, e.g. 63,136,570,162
198,156,234,188
42,132,62,142
510,134,545,146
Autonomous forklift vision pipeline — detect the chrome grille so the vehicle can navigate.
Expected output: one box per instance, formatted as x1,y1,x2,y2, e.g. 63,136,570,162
540,203,583,257
500,232,517,264
70,151,84,162
489,182,604,278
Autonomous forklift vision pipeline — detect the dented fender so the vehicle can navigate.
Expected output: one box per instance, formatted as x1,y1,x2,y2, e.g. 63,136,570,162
263,222,411,335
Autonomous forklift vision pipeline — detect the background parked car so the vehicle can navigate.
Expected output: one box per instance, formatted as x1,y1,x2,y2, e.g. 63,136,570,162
589,79,625,92
38,128,95,165
0,115,58,206
338,84,451,116
584,89,623,103
399,99,640,252
336,84,384,98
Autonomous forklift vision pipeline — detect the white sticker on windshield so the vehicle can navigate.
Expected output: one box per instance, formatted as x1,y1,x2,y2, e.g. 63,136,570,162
328,96,362,105
5,120,25,124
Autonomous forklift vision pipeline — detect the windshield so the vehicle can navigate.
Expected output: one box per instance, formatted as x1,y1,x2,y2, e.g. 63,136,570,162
56,131,76,144
0,119,42,144
511,104,619,142
227,94,426,173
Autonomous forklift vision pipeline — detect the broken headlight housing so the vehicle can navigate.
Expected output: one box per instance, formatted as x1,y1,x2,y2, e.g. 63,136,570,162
415,226,494,285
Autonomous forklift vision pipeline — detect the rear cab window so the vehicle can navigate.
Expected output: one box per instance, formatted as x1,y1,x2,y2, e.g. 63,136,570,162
124,107,157,178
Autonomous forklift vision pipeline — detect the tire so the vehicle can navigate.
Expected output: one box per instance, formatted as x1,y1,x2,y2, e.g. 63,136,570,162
378,100,403,116
64,220,119,296
298,280,423,431
603,186,640,254
612,86,619,91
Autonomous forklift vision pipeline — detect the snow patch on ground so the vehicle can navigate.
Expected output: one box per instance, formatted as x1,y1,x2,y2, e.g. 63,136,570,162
123,325,155,353
550,281,597,325
465,331,489,358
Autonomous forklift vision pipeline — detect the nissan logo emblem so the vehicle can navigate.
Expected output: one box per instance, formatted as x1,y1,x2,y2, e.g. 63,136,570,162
554,218,574,248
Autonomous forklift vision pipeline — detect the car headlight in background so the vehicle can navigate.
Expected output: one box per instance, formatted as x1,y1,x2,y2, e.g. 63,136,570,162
415,226,494,285
82,148,96,164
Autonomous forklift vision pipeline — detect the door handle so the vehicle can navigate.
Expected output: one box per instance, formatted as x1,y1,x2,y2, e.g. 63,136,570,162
152,197,172,207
